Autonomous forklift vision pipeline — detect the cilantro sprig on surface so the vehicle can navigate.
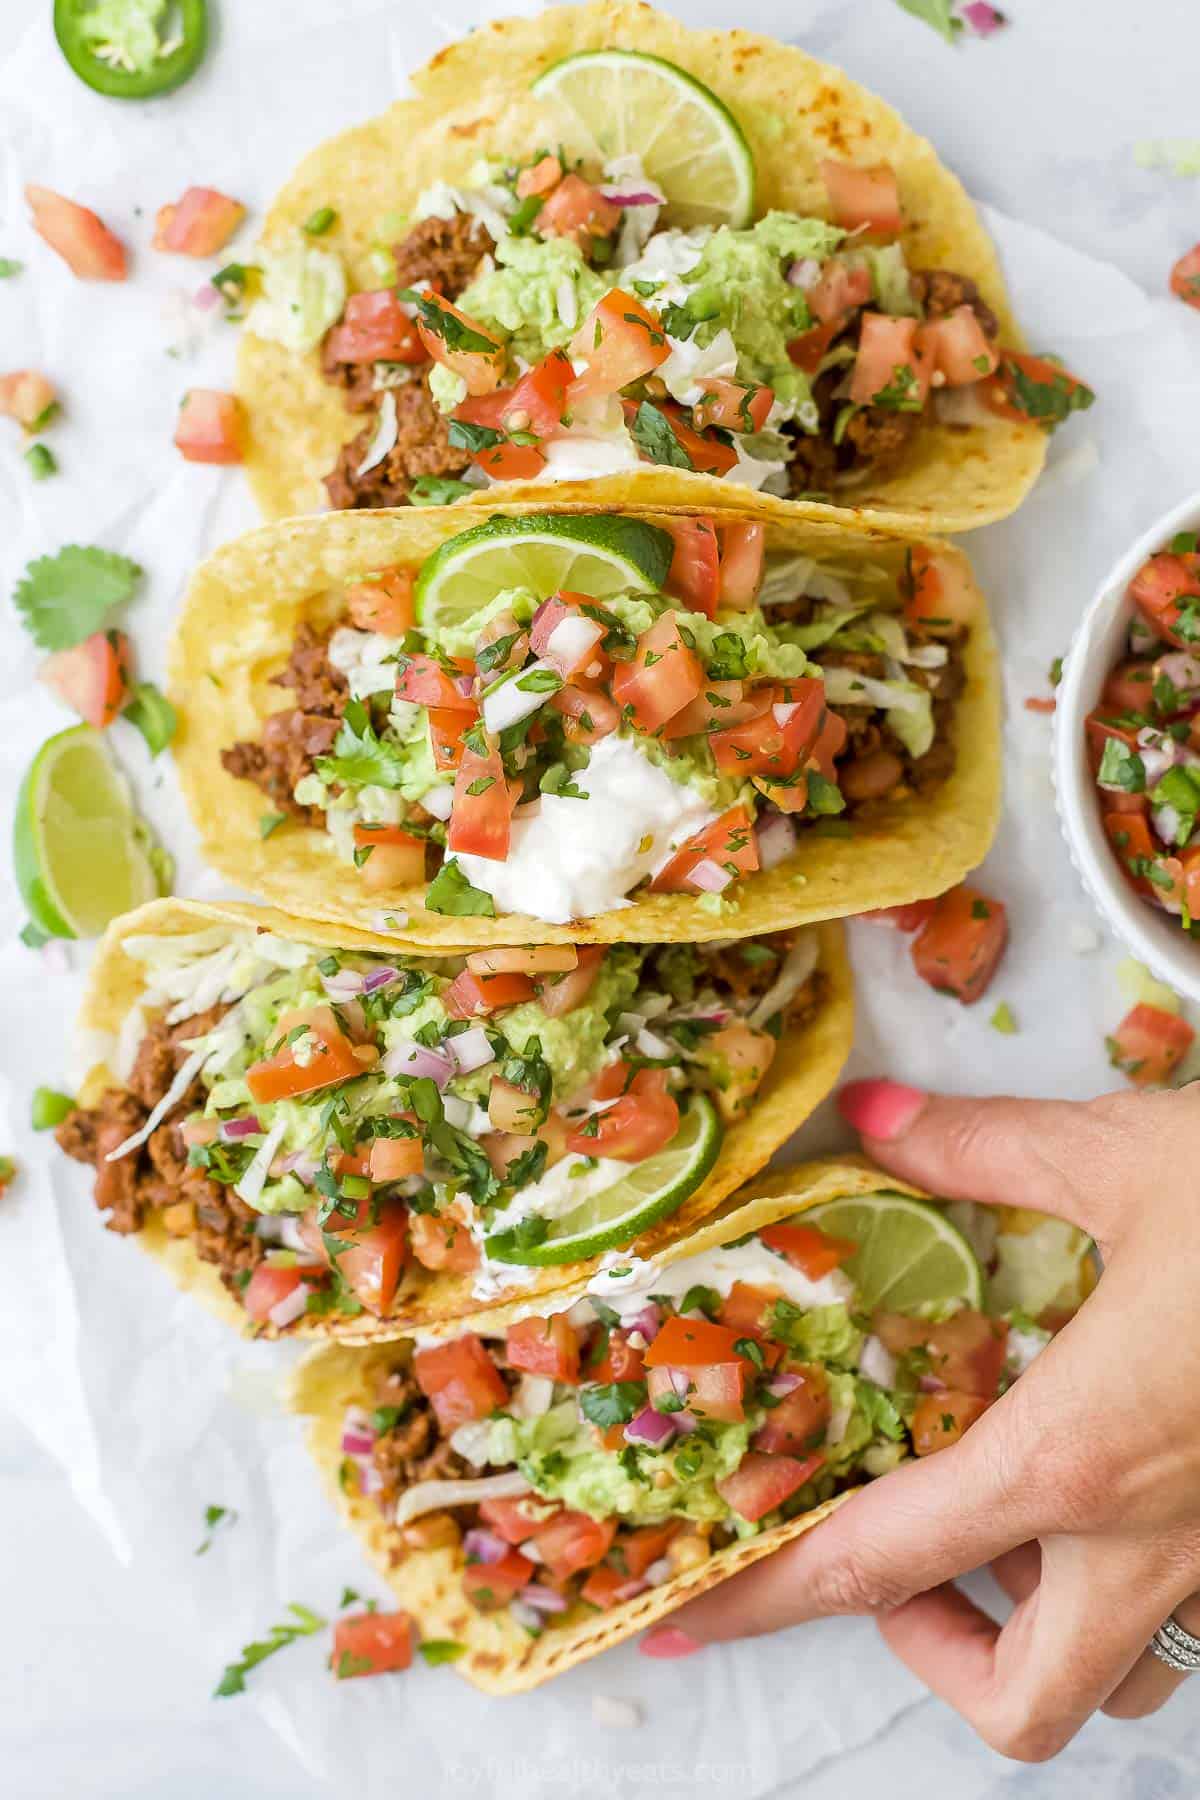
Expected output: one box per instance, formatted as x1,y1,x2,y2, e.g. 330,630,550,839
14,545,142,650
214,1603,326,1697
195,1503,237,1556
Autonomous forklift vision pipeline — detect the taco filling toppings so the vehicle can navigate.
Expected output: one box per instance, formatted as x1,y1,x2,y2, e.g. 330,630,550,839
333,1197,1087,1645
54,921,828,1320
1089,529,1200,934
220,515,973,925
245,135,1091,510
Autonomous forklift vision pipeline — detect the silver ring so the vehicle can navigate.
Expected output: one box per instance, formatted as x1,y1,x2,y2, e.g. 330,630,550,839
1150,1615,1200,1673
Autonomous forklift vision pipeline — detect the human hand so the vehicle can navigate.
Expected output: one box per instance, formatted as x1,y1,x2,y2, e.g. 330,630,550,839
639,1080,1200,1762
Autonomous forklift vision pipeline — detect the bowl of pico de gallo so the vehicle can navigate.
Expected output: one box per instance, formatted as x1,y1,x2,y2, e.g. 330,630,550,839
1055,489,1200,1006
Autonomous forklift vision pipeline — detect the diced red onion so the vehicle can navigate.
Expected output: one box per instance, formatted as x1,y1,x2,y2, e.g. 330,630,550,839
193,282,221,310
671,1410,698,1436
381,1039,454,1085
1152,804,1182,849
756,812,797,871
276,1150,319,1186
688,858,732,894
453,674,476,699
961,0,1004,34
767,1371,803,1398
787,257,820,288
624,1404,678,1448
341,1406,377,1458
600,191,661,206
519,1583,569,1614
322,968,364,1000
420,784,454,822
267,1282,310,1329
627,1302,661,1343
664,1367,691,1401
361,965,400,995
220,1114,262,1141
445,1026,494,1075
1155,652,1200,696
858,1334,898,1390
358,1462,384,1497
918,1373,948,1394
509,1600,543,1633
644,1557,673,1587
463,1527,509,1565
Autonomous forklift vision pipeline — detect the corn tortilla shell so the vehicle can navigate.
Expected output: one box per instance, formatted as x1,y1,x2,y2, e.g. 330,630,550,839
169,504,1001,947
238,0,1044,534
70,899,853,1341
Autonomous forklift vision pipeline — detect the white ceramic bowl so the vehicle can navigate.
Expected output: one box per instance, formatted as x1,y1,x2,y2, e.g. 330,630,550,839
1054,488,1200,1003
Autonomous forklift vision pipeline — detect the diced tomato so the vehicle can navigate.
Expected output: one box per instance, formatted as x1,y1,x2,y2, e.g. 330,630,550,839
345,566,415,634
924,1310,1007,1396
516,155,563,200
425,709,471,776
469,437,547,482
443,968,535,1019
488,1076,544,1135
708,677,826,780
581,1565,646,1609
752,1366,831,1456
469,945,578,977
808,255,874,324
0,370,56,429
1103,812,1156,894
1108,1002,1195,1087
1170,244,1200,310
619,1521,681,1580
1086,710,1140,773
333,1206,409,1316
326,290,425,365
787,315,848,376
622,398,739,476
661,680,765,740
536,946,605,1017
644,1315,748,1369
911,1390,990,1456
717,521,765,612
1129,553,1200,648
153,187,245,258
820,159,901,236
456,348,573,439
332,1611,413,1677
550,683,621,745
1102,660,1156,714
903,546,978,633
413,1333,508,1432
481,1113,569,1180
447,731,514,862
569,290,669,402
566,1067,679,1160
650,803,761,894
850,313,929,409
693,379,774,435
661,518,721,618
701,1021,777,1123
587,1326,646,1385
532,1510,617,1581
760,1220,857,1280
25,184,127,280
918,306,998,386
243,1263,318,1325
718,1281,782,1340
506,1314,581,1383
40,629,132,730
538,173,621,251
910,884,1008,1004
174,389,244,464
415,294,505,396
246,1005,366,1103
352,824,426,890
462,1547,534,1611
860,899,937,930
478,1492,562,1544
408,1203,478,1273
395,651,476,712
716,1450,825,1522
983,351,1093,427
612,611,704,732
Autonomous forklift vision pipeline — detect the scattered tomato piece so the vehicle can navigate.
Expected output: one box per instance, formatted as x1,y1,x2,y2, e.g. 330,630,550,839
1108,1003,1194,1087
153,187,245,257
175,389,244,464
1169,245,1200,310
0,370,56,430
332,1612,414,1678
910,884,1008,1004
26,184,127,280
40,629,131,729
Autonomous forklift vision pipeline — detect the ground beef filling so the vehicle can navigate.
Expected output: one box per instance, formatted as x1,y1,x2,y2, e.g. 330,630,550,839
220,623,349,824
370,1362,483,1503
54,1005,263,1291
820,632,966,808
320,214,494,508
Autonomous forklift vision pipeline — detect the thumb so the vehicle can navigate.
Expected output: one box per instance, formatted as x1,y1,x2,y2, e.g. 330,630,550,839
646,1394,1040,1649
834,1079,1185,1245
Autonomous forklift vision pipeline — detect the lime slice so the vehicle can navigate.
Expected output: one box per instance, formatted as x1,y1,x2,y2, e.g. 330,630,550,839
531,50,755,229
415,513,674,636
14,725,159,938
485,1095,722,1266
804,1192,984,1314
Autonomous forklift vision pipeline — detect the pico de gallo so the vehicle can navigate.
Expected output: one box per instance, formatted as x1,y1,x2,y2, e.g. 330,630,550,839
52,914,832,1324
1087,528,1200,934
330,1197,1086,1662
221,515,975,926
243,129,1093,511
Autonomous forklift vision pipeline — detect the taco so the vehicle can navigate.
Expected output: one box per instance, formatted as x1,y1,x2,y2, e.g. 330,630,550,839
292,1158,1095,1693
51,899,852,1338
236,1,1092,533
170,504,1000,947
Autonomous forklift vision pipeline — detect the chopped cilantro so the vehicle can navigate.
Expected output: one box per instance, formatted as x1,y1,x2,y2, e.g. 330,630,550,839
409,474,474,506
578,1381,647,1429
213,1603,326,1697
315,699,408,789
195,1503,237,1555
424,859,495,917
989,1001,1017,1035
14,544,142,650
628,401,692,469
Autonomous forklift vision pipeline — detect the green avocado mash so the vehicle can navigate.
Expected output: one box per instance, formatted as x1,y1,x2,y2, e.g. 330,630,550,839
457,236,609,366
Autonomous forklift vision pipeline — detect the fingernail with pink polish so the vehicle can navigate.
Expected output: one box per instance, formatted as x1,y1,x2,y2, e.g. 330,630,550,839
639,1626,701,1660
837,1078,927,1141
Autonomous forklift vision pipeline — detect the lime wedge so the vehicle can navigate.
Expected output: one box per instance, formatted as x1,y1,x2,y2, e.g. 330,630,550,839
485,1095,722,1266
415,513,674,636
14,725,159,939
531,50,755,229
804,1192,984,1314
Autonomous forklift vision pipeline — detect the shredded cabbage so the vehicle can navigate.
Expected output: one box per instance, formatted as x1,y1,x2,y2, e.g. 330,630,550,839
245,239,347,354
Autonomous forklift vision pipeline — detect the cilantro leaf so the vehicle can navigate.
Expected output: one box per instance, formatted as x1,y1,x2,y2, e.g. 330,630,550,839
14,545,142,650
894,0,964,44
409,475,474,507
448,418,506,454
315,699,408,789
424,858,495,917
579,1381,647,1429
123,681,177,756
195,1503,237,1556
213,1602,326,1698
629,401,693,470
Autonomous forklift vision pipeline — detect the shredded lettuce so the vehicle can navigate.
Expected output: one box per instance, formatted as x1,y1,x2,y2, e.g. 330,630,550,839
245,239,346,354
